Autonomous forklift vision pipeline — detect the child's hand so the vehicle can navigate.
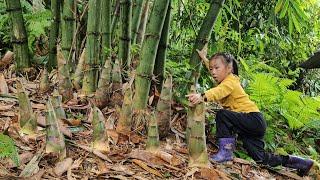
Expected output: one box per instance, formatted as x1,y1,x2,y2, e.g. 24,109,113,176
196,44,208,60
186,93,203,105
196,45,209,70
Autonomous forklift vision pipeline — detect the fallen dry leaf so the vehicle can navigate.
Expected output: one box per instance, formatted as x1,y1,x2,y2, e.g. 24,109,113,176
6,152,34,168
199,167,219,180
132,159,163,178
31,103,46,110
0,73,9,94
0,104,14,111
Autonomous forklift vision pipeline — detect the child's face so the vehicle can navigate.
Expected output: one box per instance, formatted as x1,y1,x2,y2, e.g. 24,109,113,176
209,57,232,83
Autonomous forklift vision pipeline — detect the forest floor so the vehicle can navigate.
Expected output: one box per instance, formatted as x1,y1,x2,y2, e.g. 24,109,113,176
0,65,319,179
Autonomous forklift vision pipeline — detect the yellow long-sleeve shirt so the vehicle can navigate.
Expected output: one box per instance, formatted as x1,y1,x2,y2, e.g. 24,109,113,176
204,74,259,113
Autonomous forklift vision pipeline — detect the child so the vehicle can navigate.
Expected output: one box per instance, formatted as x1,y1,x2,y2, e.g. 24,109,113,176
187,50,314,176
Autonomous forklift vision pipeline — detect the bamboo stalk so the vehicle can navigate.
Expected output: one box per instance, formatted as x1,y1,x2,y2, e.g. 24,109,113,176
136,1,149,46
146,112,160,152
116,83,133,134
72,48,86,90
39,68,49,93
17,81,37,135
82,0,102,95
131,0,145,44
5,0,30,71
47,0,61,70
110,58,123,107
57,46,73,102
100,0,112,66
188,102,209,168
153,2,171,92
156,76,172,139
45,98,66,160
51,90,66,120
188,0,225,83
119,0,132,69
90,106,110,153
94,57,112,108
133,0,170,110
61,0,76,69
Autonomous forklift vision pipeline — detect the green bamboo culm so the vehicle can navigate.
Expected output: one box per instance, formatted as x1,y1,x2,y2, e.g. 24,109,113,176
17,81,37,135
47,0,61,70
45,98,66,160
133,0,170,110
156,76,172,139
146,112,160,152
5,0,30,71
188,102,209,168
100,0,112,66
153,1,171,92
119,0,132,69
136,1,149,46
131,0,146,44
61,0,76,69
82,0,102,95
111,0,120,43
188,0,225,85
91,106,110,153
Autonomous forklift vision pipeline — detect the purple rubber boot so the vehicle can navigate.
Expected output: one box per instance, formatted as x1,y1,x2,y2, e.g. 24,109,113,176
284,155,314,176
211,138,235,163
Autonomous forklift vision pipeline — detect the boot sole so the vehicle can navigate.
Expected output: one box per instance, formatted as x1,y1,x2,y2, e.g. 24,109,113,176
298,161,314,177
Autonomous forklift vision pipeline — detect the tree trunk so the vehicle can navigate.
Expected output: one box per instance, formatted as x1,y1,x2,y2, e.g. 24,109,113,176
5,0,30,71
61,0,76,69
188,102,209,168
133,0,170,110
189,0,225,84
100,0,112,66
47,0,61,70
156,76,172,139
136,1,149,45
82,0,102,95
119,0,132,69
110,58,123,107
131,0,145,44
153,2,171,92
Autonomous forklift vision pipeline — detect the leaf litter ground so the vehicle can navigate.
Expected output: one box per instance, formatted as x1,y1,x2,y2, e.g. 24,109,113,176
0,67,318,180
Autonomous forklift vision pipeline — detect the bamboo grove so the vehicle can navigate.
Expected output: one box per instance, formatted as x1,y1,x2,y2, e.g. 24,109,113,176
2,0,320,174
1,0,229,168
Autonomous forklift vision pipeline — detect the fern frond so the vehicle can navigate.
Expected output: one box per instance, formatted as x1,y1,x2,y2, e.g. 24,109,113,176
0,133,19,166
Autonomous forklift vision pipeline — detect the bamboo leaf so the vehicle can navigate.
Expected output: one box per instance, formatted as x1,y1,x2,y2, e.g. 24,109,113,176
291,10,301,33
275,0,284,14
223,4,238,20
288,9,293,34
279,0,289,18
291,0,308,20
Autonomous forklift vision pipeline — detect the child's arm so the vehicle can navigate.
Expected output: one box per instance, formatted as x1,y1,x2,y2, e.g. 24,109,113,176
196,46,210,71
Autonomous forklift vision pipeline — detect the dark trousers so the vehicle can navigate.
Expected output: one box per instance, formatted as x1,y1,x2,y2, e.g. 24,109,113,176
215,109,286,167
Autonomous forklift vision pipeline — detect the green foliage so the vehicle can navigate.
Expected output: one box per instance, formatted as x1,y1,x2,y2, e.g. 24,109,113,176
0,133,19,166
24,9,52,53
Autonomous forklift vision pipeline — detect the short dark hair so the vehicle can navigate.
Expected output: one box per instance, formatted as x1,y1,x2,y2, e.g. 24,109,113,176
209,52,239,75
